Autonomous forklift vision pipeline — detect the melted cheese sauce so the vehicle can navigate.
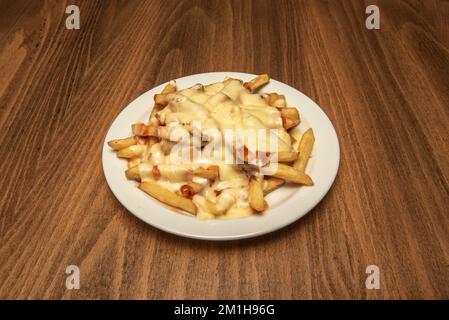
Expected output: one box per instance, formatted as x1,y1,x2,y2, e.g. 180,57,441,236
139,78,293,219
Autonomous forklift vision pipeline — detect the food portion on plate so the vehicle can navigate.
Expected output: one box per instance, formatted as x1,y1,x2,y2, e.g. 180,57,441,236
107,74,315,220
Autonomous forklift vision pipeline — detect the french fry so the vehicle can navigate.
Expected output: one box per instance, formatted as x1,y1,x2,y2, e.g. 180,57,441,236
263,92,287,108
244,74,269,91
194,165,219,180
131,164,163,181
125,164,219,182
161,80,176,94
148,81,177,125
284,117,298,129
128,158,141,169
277,151,299,162
248,177,268,212
282,108,300,121
132,123,159,137
223,77,243,86
148,108,162,126
202,198,226,216
278,107,300,129
268,163,313,185
139,181,197,215
125,165,140,181
117,145,145,158
263,177,285,195
158,124,194,141
236,148,297,164
294,128,315,172
154,93,169,105
108,136,137,150
178,182,204,199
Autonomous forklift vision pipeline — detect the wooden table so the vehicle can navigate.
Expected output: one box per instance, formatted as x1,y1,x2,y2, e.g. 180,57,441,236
0,0,448,300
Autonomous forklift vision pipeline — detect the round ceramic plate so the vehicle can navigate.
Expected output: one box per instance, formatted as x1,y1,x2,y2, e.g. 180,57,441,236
102,72,340,240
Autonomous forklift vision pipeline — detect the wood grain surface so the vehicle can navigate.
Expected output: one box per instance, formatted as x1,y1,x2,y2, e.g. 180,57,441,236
0,0,448,300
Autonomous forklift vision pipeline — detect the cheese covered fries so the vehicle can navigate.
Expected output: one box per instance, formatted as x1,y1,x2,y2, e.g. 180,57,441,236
108,75,314,219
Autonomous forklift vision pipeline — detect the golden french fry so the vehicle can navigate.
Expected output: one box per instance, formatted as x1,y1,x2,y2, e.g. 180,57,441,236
268,163,313,185
279,107,300,129
117,145,145,158
127,164,220,182
285,117,299,129
283,108,299,120
294,128,315,172
128,158,141,169
201,199,226,216
148,82,177,125
132,123,159,137
178,182,204,198
263,93,287,108
139,181,197,214
262,93,275,104
204,81,225,93
244,74,269,91
108,136,137,150
158,124,194,141
223,77,242,86
277,151,299,162
161,80,176,94
194,166,219,180
248,177,268,212
125,165,141,181
154,93,168,105
272,96,286,108
263,177,285,195
235,147,297,164
148,108,161,126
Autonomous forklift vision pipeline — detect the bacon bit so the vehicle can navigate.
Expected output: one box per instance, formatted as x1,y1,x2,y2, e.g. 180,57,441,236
180,184,194,199
277,107,287,128
258,151,270,166
152,165,161,180
214,189,223,196
244,146,261,163
243,145,249,160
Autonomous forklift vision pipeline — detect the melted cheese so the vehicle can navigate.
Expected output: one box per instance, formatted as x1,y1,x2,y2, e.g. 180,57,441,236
139,78,294,219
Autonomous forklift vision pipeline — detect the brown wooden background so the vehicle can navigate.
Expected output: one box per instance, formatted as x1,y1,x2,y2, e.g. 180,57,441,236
0,0,448,299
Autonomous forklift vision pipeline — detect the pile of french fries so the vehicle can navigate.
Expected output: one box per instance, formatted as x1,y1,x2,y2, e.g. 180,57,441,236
108,74,315,218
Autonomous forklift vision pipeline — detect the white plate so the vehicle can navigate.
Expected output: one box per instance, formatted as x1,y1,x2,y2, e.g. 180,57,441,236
102,72,339,240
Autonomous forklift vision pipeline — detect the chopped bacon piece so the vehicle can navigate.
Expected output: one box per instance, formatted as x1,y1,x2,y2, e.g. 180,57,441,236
180,184,194,199
152,165,161,180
